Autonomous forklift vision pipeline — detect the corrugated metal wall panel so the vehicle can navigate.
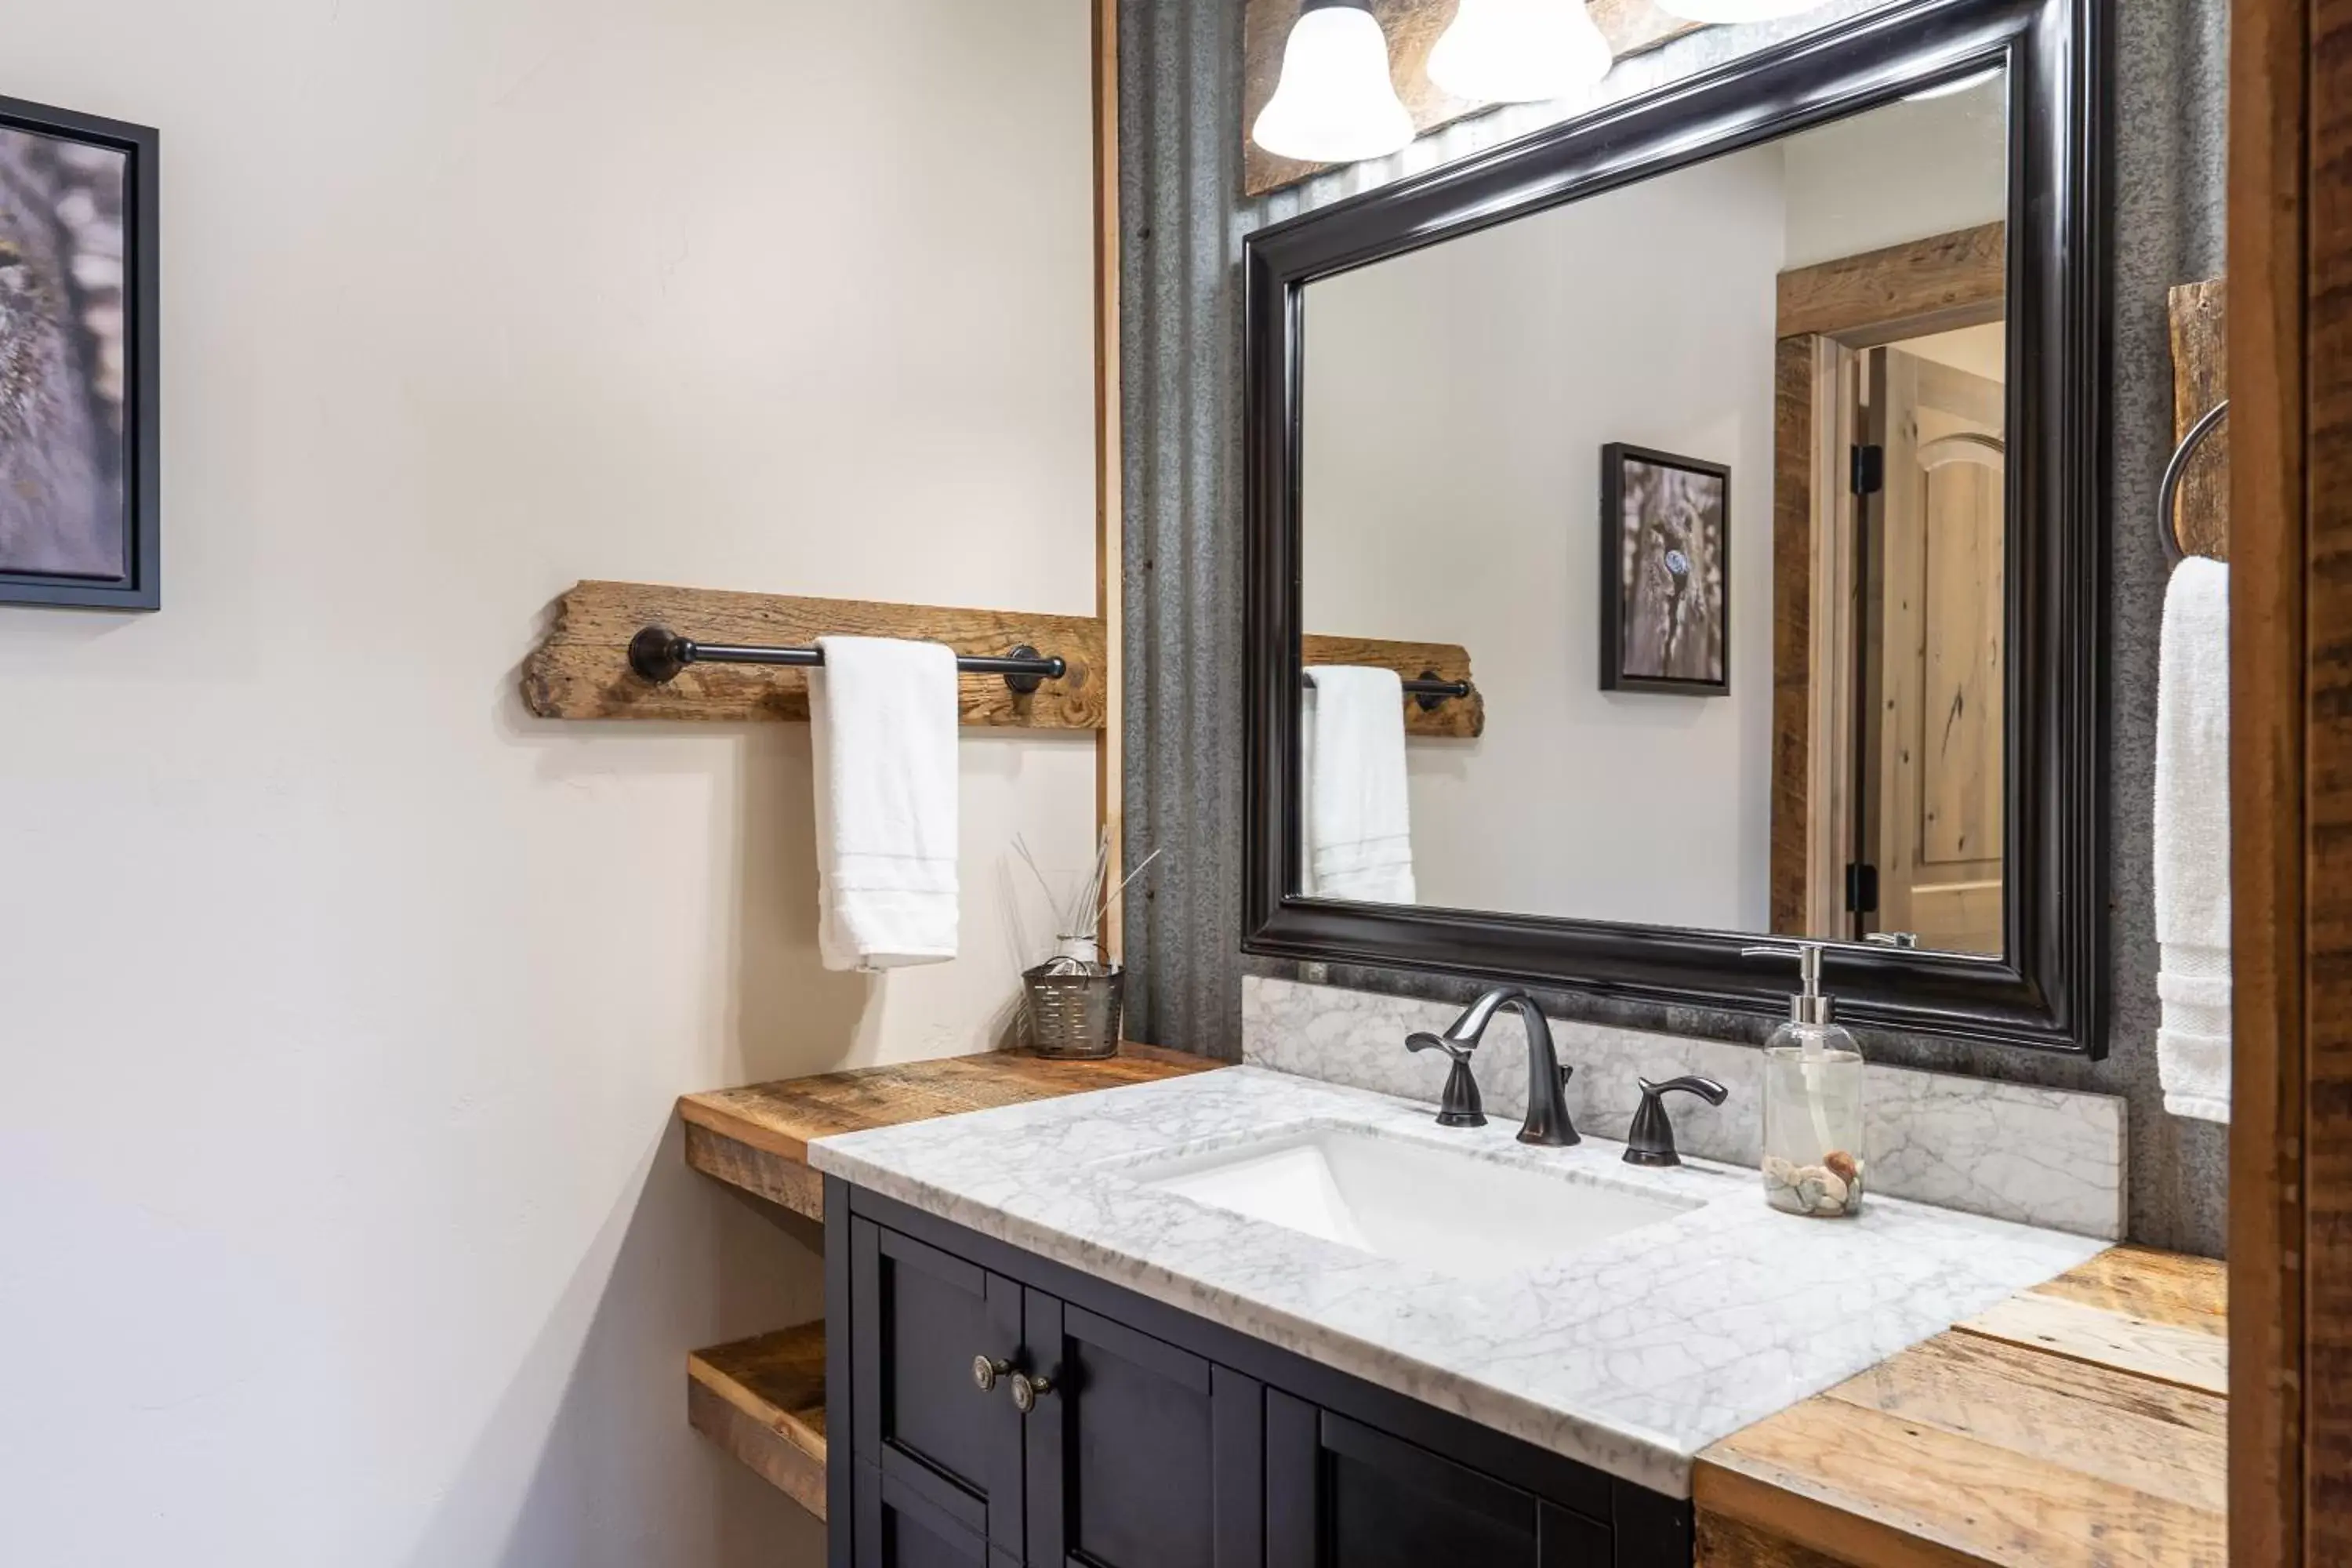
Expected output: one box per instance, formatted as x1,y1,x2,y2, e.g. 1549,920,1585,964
1118,0,1251,1055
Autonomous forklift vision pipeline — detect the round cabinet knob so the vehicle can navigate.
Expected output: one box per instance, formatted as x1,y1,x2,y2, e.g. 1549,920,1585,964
1009,1371,1054,1414
971,1356,1010,1393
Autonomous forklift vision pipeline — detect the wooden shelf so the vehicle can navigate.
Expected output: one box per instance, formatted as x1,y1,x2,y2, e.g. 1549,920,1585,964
1693,1247,2227,1567
680,1044,1223,1221
689,1323,829,1522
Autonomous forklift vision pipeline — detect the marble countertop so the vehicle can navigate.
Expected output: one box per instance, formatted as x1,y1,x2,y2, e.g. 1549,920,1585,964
808,1065,2106,1497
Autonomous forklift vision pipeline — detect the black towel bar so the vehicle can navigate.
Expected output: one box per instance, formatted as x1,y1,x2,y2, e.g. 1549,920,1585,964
627,626,1066,695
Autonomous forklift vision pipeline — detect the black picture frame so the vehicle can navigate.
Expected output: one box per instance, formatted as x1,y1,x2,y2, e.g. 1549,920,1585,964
1242,0,2109,1055
0,95,160,612
1598,443,1732,696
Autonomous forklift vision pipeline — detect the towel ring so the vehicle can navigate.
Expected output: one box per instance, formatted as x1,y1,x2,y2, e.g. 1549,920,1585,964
2158,400,2229,566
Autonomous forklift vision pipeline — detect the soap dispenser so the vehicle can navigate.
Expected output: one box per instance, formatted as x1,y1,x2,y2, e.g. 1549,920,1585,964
1743,942,1865,1218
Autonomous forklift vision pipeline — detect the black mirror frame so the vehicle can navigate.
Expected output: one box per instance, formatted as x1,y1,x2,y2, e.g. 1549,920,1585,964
1243,0,2110,1055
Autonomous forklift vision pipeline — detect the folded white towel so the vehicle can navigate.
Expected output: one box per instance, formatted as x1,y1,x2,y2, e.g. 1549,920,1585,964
1301,666,1416,905
2154,557,2230,1121
808,636,960,971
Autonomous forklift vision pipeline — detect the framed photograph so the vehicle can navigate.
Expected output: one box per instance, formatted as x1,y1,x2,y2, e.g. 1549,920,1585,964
1599,442,1730,695
0,96,158,611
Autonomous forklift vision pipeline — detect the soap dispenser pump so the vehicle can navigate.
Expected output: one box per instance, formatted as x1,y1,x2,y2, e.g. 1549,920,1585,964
1743,942,1865,1218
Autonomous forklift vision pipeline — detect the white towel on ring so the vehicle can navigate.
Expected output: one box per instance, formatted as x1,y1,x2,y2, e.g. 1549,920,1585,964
2154,557,2230,1121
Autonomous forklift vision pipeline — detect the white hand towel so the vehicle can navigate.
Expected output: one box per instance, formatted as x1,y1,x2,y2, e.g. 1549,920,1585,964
808,636,960,971
1301,666,1417,905
2154,557,2230,1121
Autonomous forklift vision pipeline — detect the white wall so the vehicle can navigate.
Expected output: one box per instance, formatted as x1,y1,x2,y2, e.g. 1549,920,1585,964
1780,72,2010,267
0,3,1097,1565
1301,148,1784,932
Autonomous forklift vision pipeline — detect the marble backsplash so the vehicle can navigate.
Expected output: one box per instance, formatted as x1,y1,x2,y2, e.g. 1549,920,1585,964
1243,975,2128,1240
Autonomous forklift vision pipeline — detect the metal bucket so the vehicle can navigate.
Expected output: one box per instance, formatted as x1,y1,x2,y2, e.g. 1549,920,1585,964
1022,961,1124,1059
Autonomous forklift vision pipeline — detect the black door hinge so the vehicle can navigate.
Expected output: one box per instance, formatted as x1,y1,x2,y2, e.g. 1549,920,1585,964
1850,443,1885,496
1845,862,1880,915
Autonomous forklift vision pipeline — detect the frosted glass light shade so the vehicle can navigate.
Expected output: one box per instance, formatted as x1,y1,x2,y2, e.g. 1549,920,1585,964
1653,0,1828,22
1428,0,1613,103
1251,2,1415,165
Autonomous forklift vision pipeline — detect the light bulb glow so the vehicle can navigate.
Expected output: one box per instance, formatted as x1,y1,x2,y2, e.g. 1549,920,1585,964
1251,4,1415,165
1652,0,1831,22
1427,0,1613,104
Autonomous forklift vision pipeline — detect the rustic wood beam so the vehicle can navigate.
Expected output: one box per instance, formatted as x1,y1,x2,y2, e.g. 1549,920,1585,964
2166,278,2229,562
1301,632,1484,738
1775,223,2007,343
521,580,1109,729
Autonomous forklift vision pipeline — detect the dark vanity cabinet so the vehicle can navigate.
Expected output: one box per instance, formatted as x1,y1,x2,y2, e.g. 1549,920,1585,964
827,1180,1690,1568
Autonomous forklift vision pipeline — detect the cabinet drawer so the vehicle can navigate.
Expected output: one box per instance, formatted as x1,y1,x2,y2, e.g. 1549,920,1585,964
1268,1392,1612,1568
850,1218,1026,1563
854,1461,1018,1568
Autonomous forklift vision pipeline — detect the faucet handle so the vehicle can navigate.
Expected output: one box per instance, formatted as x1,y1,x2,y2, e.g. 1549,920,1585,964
1406,1032,1486,1127
1406,1031,1472,1062
1623,1076,1729,1168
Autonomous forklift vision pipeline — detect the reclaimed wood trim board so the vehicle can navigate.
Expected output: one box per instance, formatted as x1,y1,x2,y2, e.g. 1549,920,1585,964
2167,277,2229,561
1241,0,1704,198
2222,1,2321,1556
1301,633,1484,738
688,1323,829,1521
1769,336,1815,936
521,580,1109,729
1094,0,1127,958
1776,223,2007,343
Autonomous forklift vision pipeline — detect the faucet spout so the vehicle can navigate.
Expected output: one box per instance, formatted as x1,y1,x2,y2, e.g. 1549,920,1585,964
1506,994,1579,1148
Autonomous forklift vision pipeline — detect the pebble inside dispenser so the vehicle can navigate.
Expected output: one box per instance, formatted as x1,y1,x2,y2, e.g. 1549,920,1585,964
1746,942,1866,1219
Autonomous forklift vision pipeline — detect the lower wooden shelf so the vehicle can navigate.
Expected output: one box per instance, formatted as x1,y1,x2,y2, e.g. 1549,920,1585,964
688,1322,828,1522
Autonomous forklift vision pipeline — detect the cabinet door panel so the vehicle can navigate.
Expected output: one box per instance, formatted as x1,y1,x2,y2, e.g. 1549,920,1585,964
1025,1290,1263,1568
1268,1392,1611,1568
854,1462,1020,1568
851,1219,1025,1563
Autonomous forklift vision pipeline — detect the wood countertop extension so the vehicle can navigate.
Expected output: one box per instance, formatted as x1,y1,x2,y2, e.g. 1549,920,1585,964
1693,1245,2227,1568
677,1043,1222,1221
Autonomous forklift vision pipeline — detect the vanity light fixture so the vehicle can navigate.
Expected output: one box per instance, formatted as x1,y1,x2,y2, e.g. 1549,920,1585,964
1252,0,1415,165
1427,0,1613,104
1653,0,1829,23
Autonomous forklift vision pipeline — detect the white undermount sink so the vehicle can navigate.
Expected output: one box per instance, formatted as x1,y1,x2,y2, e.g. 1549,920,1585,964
1125,1127,1700,1282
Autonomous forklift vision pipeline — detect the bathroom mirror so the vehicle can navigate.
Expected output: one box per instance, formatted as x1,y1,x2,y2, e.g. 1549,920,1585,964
1243,0,2107,1053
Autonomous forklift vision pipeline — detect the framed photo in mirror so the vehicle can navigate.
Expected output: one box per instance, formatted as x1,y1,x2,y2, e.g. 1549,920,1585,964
1599,443,1730,696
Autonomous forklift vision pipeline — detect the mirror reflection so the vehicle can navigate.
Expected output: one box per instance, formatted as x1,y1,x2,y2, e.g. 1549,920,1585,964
1295,70,2012,956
